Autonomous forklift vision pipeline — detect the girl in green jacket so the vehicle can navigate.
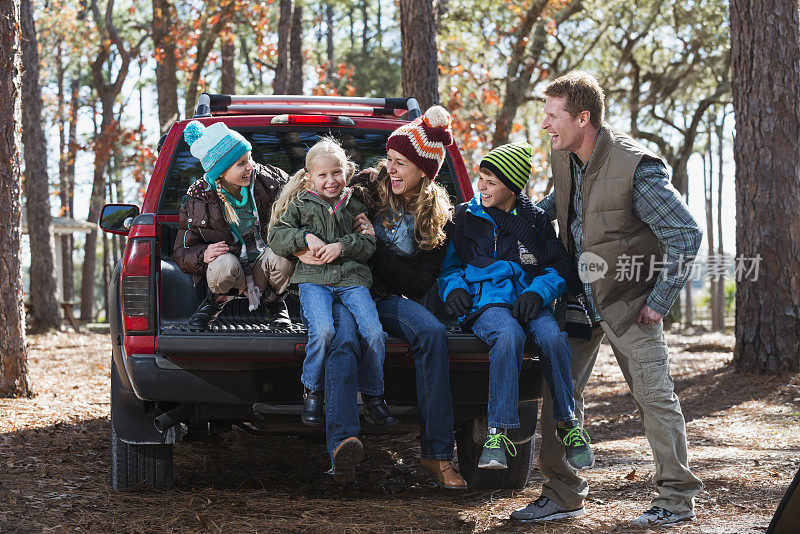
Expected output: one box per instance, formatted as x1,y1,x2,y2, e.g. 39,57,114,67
268,138,395,434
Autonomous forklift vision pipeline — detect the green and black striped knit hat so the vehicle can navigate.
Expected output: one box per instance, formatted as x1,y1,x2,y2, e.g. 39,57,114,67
479,143,533,194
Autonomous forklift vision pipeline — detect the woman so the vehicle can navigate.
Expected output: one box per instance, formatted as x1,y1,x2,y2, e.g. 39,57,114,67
297,106,466,488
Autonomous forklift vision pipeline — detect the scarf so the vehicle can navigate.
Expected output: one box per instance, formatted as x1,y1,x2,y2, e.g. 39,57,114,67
484,194,593,340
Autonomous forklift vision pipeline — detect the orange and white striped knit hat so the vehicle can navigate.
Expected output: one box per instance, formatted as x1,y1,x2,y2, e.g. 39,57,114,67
386,105,454,180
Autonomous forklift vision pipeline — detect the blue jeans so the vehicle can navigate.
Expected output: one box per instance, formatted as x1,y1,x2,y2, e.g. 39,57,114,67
324,295,455,461
373,295,455,460
298,283,387,394
471,306,575,428
324,302,362,459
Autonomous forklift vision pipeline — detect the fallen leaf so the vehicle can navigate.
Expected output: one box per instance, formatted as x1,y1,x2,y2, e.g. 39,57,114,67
625,469,636,480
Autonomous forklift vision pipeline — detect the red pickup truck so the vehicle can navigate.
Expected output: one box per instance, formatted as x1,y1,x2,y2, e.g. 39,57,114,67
100,94,543,491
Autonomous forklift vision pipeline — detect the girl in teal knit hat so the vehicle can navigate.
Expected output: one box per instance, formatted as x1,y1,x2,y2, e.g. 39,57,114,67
172,121,294,329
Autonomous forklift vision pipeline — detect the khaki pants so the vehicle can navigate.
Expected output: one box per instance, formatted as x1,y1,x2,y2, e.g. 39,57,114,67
539,320,703,513
205,247,293,296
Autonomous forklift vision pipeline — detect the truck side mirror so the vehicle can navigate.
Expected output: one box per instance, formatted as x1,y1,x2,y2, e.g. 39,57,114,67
100,204,140,235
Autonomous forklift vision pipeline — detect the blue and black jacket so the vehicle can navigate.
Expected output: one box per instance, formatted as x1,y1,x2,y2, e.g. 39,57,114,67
438,195,566,324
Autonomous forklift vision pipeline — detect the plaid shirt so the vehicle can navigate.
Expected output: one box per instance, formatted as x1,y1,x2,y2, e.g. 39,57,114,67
538,141,701,320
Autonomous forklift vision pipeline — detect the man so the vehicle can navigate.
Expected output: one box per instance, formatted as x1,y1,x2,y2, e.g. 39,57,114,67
510,71,703,526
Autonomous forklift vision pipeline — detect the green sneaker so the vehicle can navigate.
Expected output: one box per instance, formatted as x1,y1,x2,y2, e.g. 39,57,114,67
478,428,517,469
557,419,594,470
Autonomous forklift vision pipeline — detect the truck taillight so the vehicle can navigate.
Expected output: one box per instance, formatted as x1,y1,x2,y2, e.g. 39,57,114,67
121,239,153,333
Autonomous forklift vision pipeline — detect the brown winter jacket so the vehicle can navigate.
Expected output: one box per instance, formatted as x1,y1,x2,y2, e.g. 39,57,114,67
172,162,289,286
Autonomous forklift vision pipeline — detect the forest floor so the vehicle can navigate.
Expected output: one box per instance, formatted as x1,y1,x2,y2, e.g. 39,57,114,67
0,329,798,533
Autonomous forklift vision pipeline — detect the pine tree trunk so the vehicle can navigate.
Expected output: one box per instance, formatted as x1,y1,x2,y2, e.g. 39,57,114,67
21,0,60,331
715,115,726,327
399,0,439,110
730,0,800,373
704,143,721,331
0,0,31,398
326,3,335,81
288,0,303,94
62,74,79,304
220,30,235,93
360,0,368,53
152,0,179,133
273,0,292,95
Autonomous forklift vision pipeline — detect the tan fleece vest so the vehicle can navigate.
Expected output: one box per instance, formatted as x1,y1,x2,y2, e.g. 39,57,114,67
552,124,664,337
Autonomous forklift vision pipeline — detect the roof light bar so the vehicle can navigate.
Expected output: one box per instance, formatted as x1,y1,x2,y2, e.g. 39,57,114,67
194,94,422,119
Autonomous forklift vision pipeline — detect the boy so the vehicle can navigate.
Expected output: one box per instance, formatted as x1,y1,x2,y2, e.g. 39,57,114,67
438,143,593,471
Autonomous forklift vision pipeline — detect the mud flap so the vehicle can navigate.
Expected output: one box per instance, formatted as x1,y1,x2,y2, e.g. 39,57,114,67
111,360,177,445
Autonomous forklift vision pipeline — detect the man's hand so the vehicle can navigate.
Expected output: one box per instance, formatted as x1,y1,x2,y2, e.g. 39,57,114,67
512,292,543,324
304,233,326,255
444,288,472,317
203,241,229,263
635,305,663,325
317,242,343,263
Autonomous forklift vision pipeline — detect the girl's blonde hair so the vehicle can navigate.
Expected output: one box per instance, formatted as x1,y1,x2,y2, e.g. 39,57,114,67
215,178,241,226
268,137,356,231
361,160,452,250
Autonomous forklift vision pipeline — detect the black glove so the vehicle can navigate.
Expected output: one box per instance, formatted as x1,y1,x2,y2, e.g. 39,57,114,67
445,288,472,317
512,292,543,324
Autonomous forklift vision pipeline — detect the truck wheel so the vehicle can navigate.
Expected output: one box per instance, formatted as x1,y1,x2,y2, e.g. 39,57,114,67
111,420,174,490
455,400,538,490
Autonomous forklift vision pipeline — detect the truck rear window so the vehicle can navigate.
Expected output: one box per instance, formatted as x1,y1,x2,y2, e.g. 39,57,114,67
158,128,459,214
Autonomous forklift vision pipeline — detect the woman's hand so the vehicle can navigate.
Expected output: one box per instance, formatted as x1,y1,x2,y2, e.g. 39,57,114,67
294,248,326,265
353,213,375,238
317,242,343,263
203,241,229,264
358,167,379,182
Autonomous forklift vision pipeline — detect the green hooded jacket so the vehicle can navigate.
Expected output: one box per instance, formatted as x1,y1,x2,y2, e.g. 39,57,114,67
268,187,375,289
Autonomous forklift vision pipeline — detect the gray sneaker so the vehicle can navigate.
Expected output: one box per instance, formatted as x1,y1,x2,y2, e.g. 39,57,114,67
510,496,585,522
478,428,516,469
630,506,695,527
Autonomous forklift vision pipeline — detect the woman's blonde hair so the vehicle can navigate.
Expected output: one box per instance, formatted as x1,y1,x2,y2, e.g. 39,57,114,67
268,137,356,231
361,160,453,250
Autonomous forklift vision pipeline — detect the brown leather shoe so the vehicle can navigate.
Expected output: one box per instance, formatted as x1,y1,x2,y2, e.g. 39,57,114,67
419,458,468,490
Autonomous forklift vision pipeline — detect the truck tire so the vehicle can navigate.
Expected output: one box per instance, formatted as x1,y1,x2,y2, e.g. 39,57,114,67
455,400,538,490
111,420,174,490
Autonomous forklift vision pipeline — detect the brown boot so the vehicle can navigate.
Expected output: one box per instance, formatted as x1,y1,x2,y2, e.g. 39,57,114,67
419,458,468,490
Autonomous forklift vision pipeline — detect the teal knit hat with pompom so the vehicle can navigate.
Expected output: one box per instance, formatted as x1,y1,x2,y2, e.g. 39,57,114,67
183,120,252,185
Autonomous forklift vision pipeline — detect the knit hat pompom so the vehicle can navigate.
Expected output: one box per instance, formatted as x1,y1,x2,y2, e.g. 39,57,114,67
386,105,454,180
183,120,205,147
423,105,451,129
184,121,252,185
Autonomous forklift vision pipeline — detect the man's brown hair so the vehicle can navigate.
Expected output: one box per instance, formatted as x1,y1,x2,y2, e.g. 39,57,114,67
543,71,605,129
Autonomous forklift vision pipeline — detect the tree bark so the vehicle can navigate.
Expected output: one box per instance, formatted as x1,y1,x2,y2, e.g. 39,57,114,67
730,0,800,373
21,0,60,331
492,0,583,147
715,113,726,327
82,0,140,322
152,0,180,134
62,74,79,304
273,0,292,95
399,0,439,110
0,0,31,398
183,2,234,118
703,140,721,331
361,0,368,53
326,3,335,81
288,0,303,94
220,28,235,93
